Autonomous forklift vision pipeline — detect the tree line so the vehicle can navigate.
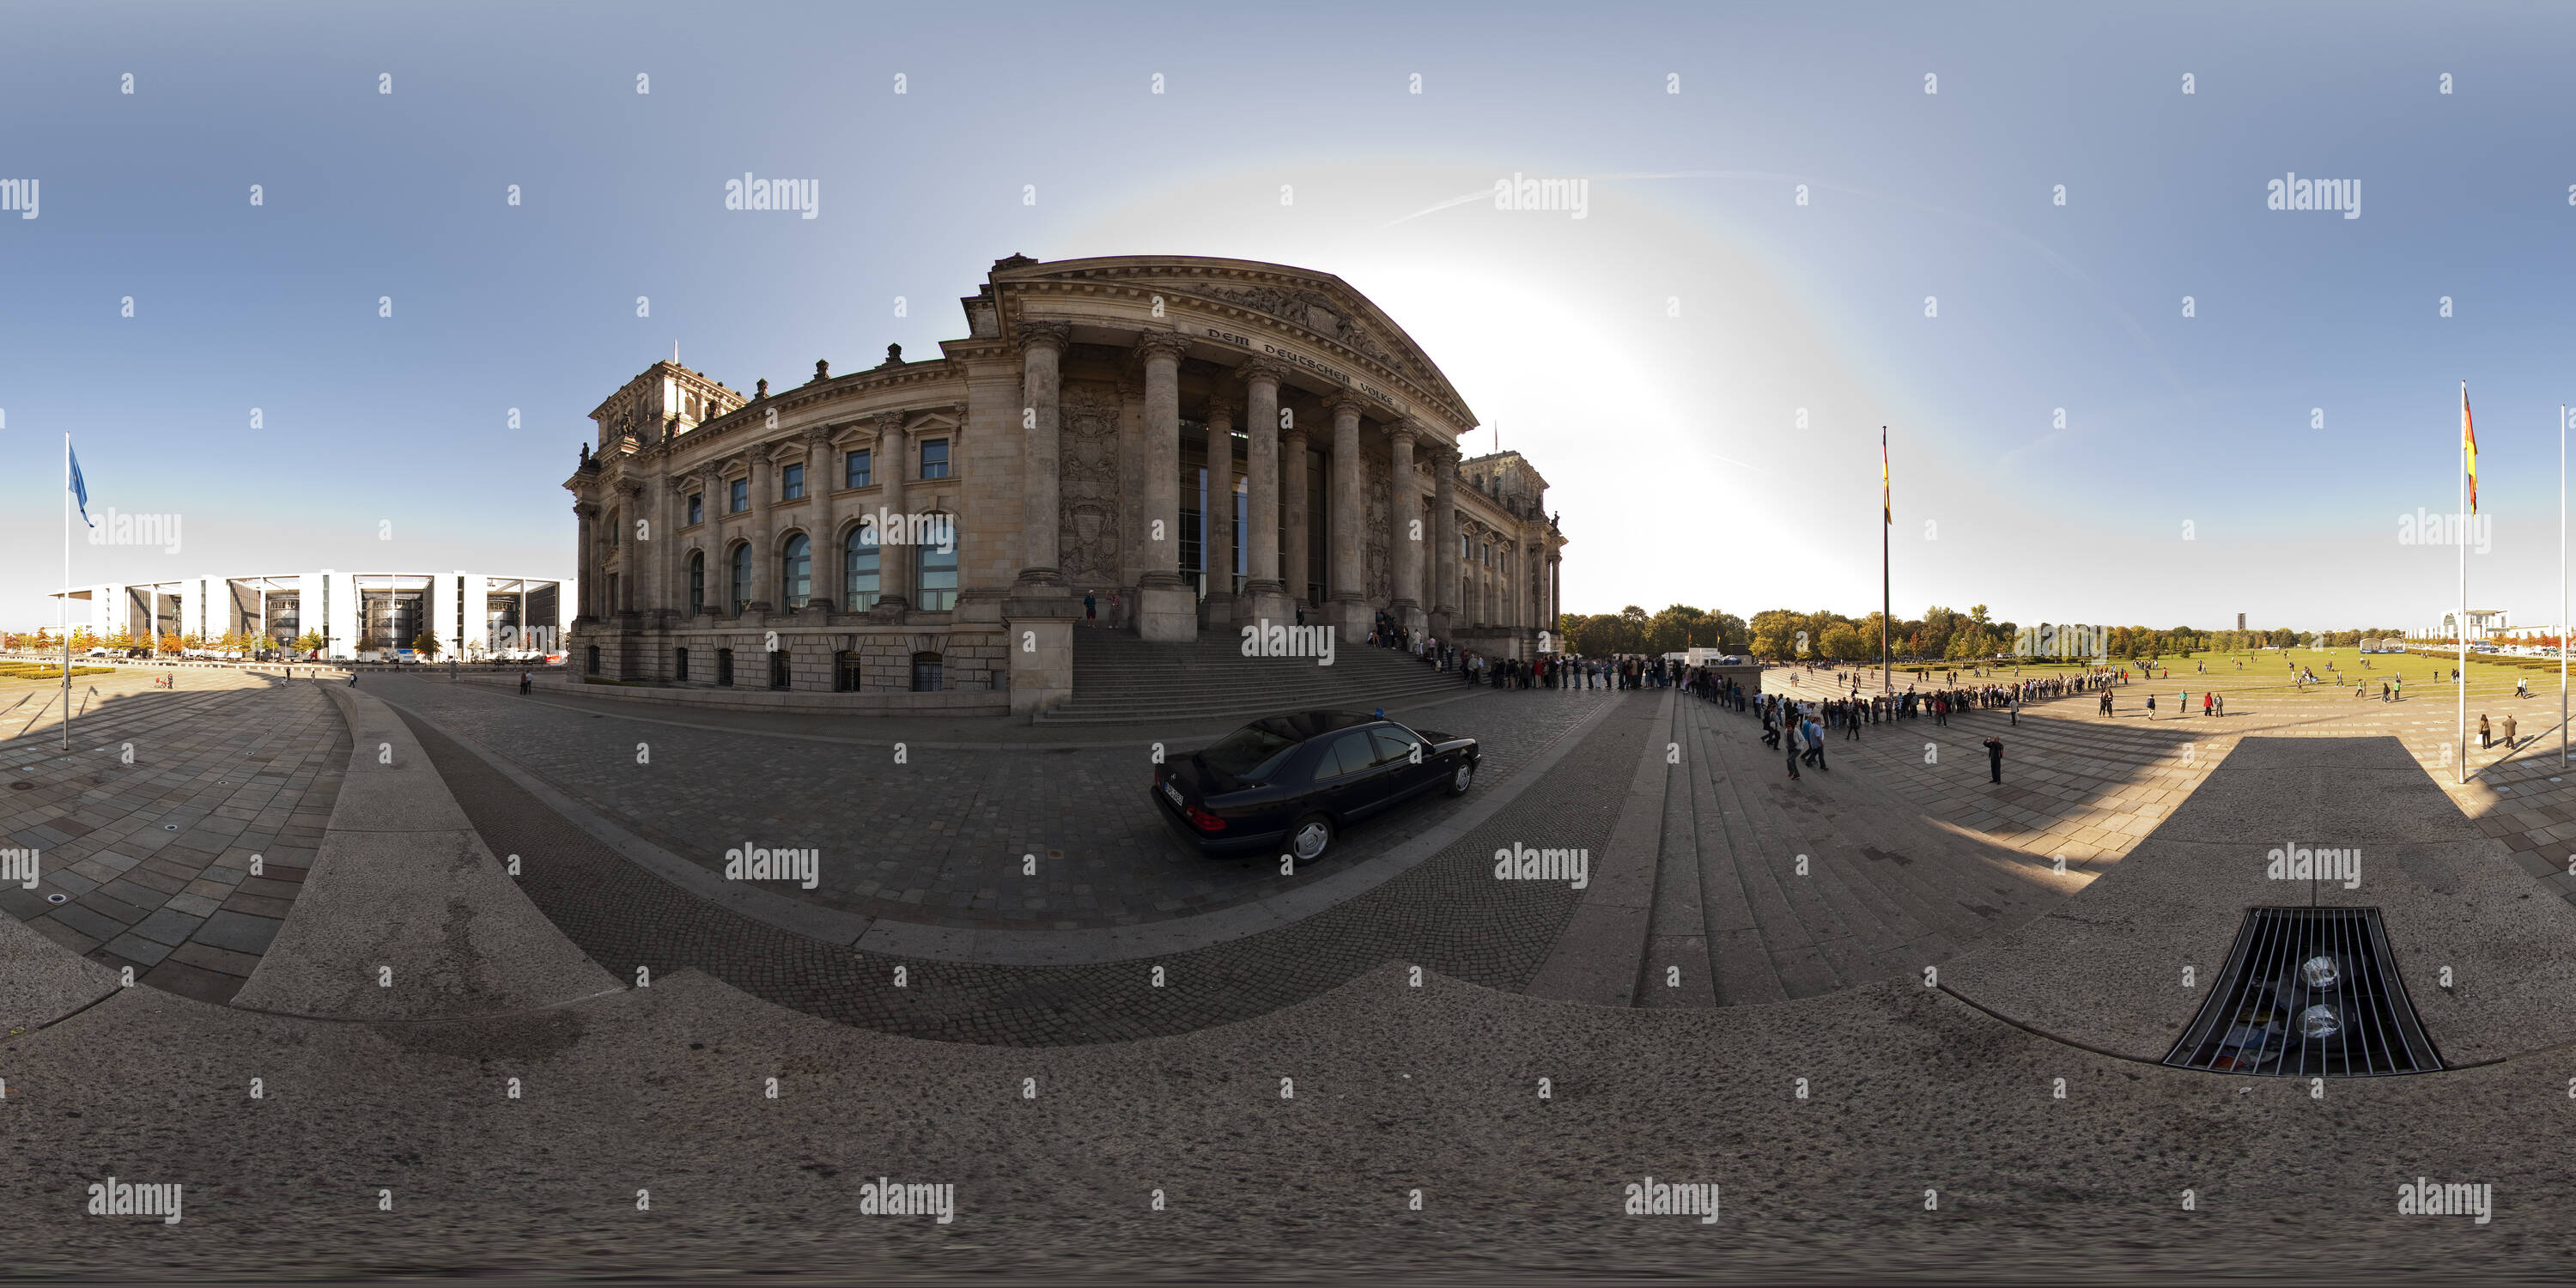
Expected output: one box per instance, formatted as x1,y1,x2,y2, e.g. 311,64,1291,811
1553,608,2414,662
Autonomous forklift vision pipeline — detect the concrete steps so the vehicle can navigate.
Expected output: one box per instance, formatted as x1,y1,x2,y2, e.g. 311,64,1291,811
1625,691,2066,1008
1038,629,1474,724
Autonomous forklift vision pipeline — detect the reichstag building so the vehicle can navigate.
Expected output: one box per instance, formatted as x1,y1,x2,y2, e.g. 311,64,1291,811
566,253,1567,716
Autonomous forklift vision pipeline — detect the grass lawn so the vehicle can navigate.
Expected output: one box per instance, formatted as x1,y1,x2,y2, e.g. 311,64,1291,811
1838,648,2576,707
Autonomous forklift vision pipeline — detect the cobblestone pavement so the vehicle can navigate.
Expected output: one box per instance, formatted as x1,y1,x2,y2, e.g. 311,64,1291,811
0,673,345,1005
368,675,1606,931
386,684,1663,1045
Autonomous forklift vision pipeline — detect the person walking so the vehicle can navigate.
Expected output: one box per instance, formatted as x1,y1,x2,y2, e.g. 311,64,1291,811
1784,735,1801,780
2215,693,2225,718
2478,713,2492,749
2202,691,2214,718
1984,736,2005,784
519,669,533,696
2502,713,2519,750
2145,694,2156,720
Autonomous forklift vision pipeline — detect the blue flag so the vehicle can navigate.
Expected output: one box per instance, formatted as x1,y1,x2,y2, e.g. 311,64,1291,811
69,443,94,528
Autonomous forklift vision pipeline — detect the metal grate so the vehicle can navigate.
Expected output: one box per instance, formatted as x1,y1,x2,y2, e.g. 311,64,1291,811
2165,907,2443,1077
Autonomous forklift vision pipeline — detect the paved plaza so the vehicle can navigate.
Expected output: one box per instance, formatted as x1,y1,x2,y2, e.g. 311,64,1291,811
0,671,344,1009
11,655,2576,1277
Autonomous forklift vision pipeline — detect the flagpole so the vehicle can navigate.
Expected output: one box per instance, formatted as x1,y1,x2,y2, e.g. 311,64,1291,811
1881,426,1893,695
2561,403,2567,767
2458,380,2469,785
62,434,72,751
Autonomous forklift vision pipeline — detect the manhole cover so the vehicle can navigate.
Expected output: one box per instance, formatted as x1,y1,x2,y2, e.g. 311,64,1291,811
2166,906,2441,1077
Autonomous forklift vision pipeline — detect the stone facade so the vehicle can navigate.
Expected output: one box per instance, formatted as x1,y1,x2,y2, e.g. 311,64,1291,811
565,253,1570,717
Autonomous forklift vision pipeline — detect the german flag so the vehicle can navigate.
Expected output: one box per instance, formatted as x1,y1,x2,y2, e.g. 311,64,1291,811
2462,381,2477,515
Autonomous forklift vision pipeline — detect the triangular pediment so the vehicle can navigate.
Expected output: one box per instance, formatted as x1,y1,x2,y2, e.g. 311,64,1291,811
992,256,1473,424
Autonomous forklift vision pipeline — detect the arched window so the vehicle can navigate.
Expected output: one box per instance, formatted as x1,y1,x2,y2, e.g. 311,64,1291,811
687,551,705,616
730,543,752,615
910,650,944,692
843,526,880,611
914,513,958,611
781,533,811,610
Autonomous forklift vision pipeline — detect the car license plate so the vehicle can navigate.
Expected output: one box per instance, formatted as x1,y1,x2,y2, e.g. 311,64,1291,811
1163,781,1184,808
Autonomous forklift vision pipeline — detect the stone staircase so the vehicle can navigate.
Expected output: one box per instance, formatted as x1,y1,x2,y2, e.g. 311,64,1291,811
1636,692,2071,1005
1036,629,1471,725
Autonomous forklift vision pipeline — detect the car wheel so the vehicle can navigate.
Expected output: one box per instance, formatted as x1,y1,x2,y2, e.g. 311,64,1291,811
1445,761,1475,797
1287,812,1335,864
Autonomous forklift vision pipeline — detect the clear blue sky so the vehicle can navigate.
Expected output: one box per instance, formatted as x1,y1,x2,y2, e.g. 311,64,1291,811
6,1,2573,634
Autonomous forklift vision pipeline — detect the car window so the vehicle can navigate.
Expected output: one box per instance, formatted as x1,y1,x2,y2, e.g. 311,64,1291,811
1370,726,1424,765
1321,731,1378,778
1201,723,1300,781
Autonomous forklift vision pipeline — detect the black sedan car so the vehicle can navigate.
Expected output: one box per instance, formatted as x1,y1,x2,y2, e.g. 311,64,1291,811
1152,710,1479,863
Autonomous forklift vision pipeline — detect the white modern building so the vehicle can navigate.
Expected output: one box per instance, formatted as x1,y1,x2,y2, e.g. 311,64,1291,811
51,571,573,660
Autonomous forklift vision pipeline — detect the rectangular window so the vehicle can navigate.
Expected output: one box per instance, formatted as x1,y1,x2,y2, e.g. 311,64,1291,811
688,493,702,526
729,477,748,513
920,439,950,480
845,448,872,488
674,647,690,682
781,463,805,500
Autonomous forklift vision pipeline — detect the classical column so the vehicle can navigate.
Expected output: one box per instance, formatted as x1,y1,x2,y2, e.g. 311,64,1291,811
1283,419,1310,612
1016,322,1071,587
662,475,687,623
1431,447,1458,640
746,451,775,614
573,501,598,621
872,413,911,614
1547,553,1562,635
1325,392,1370,642
617,481,643,616
1239,361,1291,625
696,467,723,616
804,425,835,611
1132,331,1197,641
1387,420,1424,635
1201,396,1236,628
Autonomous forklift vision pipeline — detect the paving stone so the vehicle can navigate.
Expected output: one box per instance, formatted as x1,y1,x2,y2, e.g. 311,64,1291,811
194,910,285,956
